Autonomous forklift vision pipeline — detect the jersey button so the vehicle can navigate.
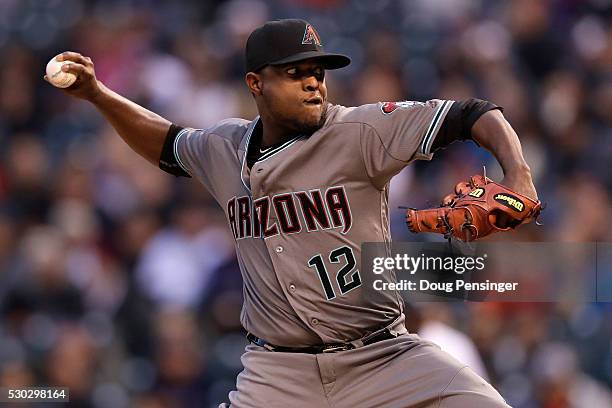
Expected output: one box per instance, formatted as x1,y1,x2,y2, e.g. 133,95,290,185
289,284,296,292
311,318,319,325
275,246,283,253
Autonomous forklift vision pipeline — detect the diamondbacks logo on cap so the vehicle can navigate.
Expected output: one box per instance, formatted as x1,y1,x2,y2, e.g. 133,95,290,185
302,24,322,46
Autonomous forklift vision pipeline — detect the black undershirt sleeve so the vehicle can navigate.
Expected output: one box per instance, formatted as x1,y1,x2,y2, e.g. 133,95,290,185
159,124,191,177
431,98,502,152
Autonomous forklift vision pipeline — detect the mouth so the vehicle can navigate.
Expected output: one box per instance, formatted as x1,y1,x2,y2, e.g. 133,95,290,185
304,96,323,106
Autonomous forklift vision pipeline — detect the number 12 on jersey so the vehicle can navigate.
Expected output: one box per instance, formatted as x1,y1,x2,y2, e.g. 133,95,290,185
308,246,362,300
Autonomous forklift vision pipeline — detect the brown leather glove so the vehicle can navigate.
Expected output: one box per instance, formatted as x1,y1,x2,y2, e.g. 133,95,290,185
406,175,542,242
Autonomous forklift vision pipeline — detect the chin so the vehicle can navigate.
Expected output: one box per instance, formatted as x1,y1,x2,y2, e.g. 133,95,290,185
306,112,323,126
300,107,327,134
296,116,325,135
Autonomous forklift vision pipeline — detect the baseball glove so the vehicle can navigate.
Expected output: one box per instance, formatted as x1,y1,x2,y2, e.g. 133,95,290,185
406,174,542,242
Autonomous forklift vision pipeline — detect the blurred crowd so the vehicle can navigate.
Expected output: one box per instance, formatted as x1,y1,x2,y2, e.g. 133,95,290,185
0,0,611,407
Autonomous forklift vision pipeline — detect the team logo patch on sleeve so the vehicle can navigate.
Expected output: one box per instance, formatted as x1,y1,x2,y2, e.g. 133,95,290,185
380,101,426,115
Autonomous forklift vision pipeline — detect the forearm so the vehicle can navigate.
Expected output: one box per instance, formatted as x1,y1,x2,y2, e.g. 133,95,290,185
471,109,537,199
471,109,530,176
90,82,170,166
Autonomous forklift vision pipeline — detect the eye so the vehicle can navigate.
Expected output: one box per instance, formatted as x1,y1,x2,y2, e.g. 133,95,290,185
286,67,297,75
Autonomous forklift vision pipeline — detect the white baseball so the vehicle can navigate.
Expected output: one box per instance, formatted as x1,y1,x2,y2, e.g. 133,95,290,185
46,55,77,88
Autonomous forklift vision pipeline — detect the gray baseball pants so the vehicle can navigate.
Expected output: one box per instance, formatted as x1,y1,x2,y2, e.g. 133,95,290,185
219,333,510,407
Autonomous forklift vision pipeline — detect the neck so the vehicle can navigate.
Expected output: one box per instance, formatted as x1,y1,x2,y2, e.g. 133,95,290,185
259,117,296,147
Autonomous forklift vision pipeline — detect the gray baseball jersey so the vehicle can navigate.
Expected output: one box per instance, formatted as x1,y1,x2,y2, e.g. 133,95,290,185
174,99,454,347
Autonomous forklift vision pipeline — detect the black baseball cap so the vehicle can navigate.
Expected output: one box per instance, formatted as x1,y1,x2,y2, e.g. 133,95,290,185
245,19,351,73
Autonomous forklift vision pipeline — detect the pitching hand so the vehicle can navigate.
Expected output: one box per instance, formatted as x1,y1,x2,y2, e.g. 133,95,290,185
44,51,101,101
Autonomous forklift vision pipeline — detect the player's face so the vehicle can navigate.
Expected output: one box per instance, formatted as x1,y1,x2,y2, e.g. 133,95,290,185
259,60,328,135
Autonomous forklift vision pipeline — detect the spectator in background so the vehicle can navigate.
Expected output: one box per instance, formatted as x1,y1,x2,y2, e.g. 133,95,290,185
136,202,234,310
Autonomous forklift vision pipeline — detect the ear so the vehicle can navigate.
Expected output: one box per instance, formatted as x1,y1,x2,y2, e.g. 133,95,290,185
245,72,263,96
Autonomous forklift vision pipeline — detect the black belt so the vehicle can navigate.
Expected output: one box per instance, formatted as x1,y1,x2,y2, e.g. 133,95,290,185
246,328,403,354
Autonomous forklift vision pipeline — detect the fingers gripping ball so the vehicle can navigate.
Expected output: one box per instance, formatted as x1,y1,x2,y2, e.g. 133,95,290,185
46,55,77,88
406,175,542,242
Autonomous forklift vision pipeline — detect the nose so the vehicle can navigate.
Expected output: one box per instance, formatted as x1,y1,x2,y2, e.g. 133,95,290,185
303,75,319,92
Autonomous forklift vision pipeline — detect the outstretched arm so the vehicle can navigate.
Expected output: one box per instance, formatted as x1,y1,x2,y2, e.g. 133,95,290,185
471,109,538,200
45,51,170,166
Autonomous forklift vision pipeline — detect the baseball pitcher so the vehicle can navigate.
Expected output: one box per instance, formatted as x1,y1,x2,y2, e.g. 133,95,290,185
48,19,540,408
